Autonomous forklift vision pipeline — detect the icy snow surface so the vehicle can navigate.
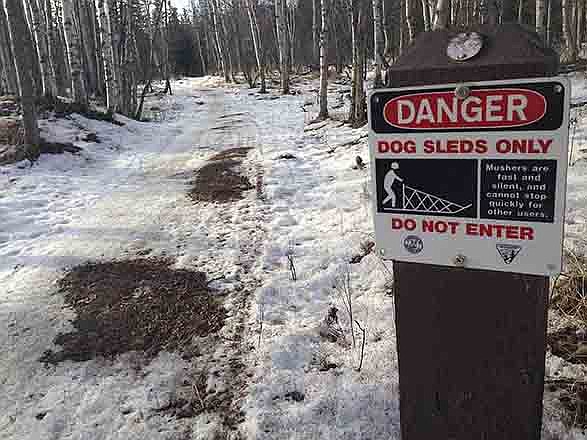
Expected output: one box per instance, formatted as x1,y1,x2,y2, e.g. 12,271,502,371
0,74,586,439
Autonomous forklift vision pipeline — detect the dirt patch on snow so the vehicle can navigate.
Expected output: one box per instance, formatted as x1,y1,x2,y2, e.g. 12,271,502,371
189,147,253,203
41,258,226,364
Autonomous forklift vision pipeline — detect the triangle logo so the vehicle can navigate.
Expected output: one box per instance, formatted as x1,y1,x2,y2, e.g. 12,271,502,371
496,244,522,264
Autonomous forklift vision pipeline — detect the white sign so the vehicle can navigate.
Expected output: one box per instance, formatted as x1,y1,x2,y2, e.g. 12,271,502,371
368,77,570,276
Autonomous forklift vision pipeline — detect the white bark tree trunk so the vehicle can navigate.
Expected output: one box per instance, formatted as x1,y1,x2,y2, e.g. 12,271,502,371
28,0,57,97
275,0,290,94
77,0,99,96
536,0,546,41
405,0,416,44
372,0,385,86
421,0,431,30
62,0,87,105
209,0,231,82
3,0,41,158
0,2,19,93
433,0,450,29
349,0,365,127
245,0,266,92
562,0,578,62
312,0,319,64
96,0,117,113
318,0,328,119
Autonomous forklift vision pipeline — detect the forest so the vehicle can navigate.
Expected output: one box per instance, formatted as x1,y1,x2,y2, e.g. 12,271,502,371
0,0,583,159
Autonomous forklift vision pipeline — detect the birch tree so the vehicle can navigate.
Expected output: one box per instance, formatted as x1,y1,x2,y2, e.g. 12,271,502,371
245,0,266,92
3,0,41,159
312,0,320,64
0,2,18,93
433,0,450,29
209,0,231,82
349,0,366,127
317,0,328,119
62,0,88,106
28,0,57,98
405,0,416,44
536,0,546,41
275,0,290,94
562,0,578,62
372,0,385,87
96,0,117,113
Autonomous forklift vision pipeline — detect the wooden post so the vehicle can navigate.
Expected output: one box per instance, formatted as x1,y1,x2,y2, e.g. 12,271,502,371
387,23,557,440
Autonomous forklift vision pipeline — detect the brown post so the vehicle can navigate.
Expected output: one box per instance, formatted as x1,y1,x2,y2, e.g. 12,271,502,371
387,24,557,440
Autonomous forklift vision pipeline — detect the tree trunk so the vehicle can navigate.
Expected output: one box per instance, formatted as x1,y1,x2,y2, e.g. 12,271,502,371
433,0,450,29
518,0,523,23
577,0,584,55
479,0,498,24
77,0,99,96
288,3,295,71
3,0,41,159
536,0,546,41
275,0,290,94
195,25,207,76
245,0,266,92
312,0,320,65
62,0,87,105
405,0,416,44
0,2,18,93
382,0,391,60
349,0,365,127
502,0,515,21
372,0,385,87
29,0,57,98
421,0,431,30
318,0,328,119
562,0,578,62
230,12,243,79
209,0,231,82
96,0,117,113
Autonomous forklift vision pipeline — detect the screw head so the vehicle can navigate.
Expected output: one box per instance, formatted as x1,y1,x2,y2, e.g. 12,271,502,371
453,254,466,267
379,248,385,256
554,84,563,94
454,85,471,99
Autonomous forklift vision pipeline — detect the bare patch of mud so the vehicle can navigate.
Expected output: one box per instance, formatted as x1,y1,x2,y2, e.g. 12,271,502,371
41,258,225,364
188,147,253,203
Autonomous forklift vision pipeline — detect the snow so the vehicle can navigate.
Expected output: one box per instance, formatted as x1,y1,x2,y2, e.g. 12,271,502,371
1,74,586,439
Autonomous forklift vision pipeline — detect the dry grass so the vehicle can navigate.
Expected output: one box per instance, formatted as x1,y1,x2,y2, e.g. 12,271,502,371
552,251,587,328
0,118,22,146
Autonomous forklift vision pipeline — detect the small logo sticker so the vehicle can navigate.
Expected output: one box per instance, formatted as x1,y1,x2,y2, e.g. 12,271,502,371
496,244,522,264
404,235,423,254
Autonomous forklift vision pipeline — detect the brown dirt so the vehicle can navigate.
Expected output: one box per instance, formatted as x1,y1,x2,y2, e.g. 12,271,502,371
41,258,226,364
188,147,254,203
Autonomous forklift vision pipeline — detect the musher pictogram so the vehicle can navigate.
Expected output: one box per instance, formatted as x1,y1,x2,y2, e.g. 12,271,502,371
382,162,473,214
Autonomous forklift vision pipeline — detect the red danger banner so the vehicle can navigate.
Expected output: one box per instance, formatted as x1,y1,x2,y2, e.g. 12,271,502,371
370,81,565,134
383,88,547,130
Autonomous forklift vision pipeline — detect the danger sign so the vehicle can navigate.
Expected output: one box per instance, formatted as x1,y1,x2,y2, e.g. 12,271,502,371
368,77,570,276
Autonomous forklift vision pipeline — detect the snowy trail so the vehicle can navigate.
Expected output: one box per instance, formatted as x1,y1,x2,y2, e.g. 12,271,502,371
0,79,278,439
